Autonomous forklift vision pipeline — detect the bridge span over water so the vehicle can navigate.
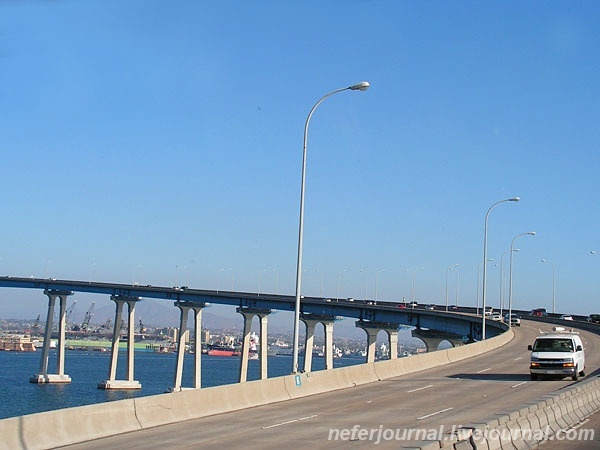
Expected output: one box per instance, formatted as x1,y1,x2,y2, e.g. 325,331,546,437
1,277,599,448
1,319,598,450
0,276,505,392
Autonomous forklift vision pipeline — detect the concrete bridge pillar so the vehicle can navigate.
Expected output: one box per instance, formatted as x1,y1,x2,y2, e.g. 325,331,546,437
356,324,378,363
355,320,400,362
300,314,337,372
237,307,271,383
411,328,465,352
389,330,399,360
30,290,73,384
324,321,335,370
98,296,141,390
301,319,316,373
258,313,268,379
171,302,206,392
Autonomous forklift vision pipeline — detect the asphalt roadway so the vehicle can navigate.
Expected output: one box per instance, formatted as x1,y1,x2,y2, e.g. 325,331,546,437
61,320,599,449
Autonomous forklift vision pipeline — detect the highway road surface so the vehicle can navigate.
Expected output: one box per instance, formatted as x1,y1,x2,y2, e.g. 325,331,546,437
63,320,599,449
537,410,599,449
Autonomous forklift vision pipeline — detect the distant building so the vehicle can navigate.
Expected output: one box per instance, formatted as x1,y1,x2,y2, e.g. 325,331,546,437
0,334,36,352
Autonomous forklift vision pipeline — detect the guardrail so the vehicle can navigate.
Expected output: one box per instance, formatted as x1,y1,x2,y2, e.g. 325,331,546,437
439,373,600,449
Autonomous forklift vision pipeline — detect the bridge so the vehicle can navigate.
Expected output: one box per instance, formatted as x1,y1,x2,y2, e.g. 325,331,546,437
0,276,598,449
0,275,504,391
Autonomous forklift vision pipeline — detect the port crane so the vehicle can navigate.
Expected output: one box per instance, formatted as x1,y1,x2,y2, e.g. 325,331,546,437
32,314,41,336
65,301,77,329
80,302,95,332
100,318,112,330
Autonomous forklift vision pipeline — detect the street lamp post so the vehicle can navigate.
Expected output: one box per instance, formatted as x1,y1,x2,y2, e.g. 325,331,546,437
292,81,370,374
360,268,368,300
445,264,459,311
481,197,520,340
499,250,517,318
406,267,425,303
336,269,348,301
476,259,493,315
508,232,536,324
375,269,386,303
455,266,460,307
541,259,556,314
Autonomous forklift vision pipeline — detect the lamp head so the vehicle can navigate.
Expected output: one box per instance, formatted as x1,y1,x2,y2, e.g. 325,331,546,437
349,81,370,91
528,231,536,236
509,197,520,202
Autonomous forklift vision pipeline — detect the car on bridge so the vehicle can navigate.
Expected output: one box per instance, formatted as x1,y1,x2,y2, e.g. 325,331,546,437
504,313,521,327
559,314,574,321
530,308,547,317
587,314,600,323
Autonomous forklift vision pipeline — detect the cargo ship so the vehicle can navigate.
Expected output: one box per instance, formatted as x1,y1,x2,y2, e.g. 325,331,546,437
207,344,241,357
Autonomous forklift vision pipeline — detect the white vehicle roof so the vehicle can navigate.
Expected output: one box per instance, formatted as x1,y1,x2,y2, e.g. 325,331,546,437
536,327,581,339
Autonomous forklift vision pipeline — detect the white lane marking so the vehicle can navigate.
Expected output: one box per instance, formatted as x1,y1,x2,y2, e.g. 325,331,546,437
262,414,318,429
511,381,528,388
416,407,453,420
570,418,590,430
476,367,492,374
514,357,523,361
407,384,434,393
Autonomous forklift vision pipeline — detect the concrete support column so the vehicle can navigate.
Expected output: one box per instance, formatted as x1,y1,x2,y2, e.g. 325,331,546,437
323,321,334,370
192,306,203,388
258,314,268,380
98,296,141,390
301,320,317,373
107,298,124,381
238,311,252,383
411,329,463,352
362,327,378,363
169,302,206,392
30,290,73,383
388,330,399,360
236,307,271,383
301,314,337,372
172,304,190,392
356,321,401,362
125,299,136,381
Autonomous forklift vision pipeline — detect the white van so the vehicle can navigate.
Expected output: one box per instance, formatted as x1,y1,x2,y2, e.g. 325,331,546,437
528,327,585,381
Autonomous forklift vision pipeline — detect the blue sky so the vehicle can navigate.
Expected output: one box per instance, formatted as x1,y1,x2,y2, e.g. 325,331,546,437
1,1,599,327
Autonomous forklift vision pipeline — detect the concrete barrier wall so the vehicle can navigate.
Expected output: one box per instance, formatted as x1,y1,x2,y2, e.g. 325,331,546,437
134,375,292,429
0,398,140,450
0,329,514,450
444,375,600,450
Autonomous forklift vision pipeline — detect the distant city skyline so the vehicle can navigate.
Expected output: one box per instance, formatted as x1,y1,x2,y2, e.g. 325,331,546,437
1,2,598,325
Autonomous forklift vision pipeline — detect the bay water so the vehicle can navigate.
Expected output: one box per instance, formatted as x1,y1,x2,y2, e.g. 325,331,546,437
0,349,363,420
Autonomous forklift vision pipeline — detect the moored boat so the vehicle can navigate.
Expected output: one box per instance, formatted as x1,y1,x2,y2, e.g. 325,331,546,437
207,344,241,357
